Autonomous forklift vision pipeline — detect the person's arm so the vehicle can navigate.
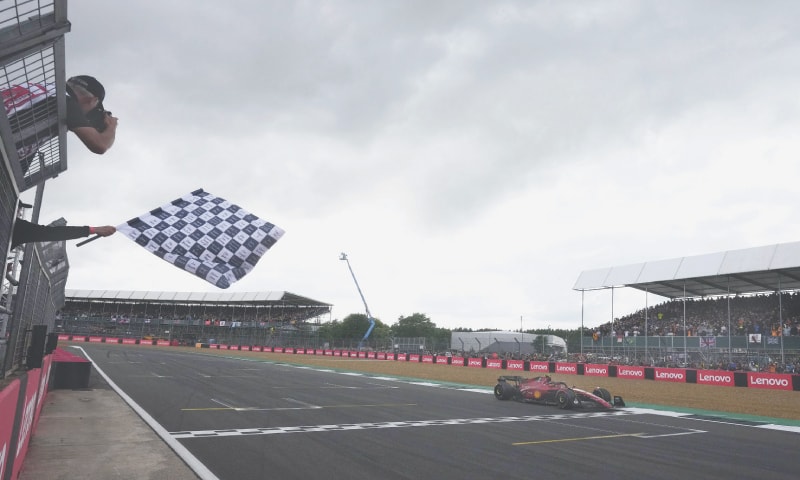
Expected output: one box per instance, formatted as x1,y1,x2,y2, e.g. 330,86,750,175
12,219,116,248
71,115,117,154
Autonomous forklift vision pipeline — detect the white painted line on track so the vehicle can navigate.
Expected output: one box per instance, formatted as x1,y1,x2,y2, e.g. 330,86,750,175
176,353,800,436
169,411,639,439
638,429,706,438
364,381,398,388
757,424,800,433
74,346,220,480
324,382,359,389
283,397,321,409
263,361,800,435
623,407,800,433
408,381,442,387
211,398,235,409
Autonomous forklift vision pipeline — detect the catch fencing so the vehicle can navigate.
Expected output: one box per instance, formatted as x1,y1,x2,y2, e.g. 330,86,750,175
1,0,69,378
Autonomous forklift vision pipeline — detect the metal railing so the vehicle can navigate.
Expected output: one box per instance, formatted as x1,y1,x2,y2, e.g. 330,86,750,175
1,0,69,377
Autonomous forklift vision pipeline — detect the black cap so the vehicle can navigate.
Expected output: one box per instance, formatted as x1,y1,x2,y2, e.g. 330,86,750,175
69,75,106,107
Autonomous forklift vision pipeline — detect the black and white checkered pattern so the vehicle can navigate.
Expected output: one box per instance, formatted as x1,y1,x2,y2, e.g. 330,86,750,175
117,189,284,288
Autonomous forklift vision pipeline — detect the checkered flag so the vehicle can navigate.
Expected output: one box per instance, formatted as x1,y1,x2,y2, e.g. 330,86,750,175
117,189,284,288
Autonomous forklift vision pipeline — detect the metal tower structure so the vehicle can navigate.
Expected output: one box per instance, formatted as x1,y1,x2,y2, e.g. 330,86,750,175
339,252,375,349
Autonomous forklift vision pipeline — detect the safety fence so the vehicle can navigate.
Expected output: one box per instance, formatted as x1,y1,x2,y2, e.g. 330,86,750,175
578,335,800,371
1,3,70,477
1,0,70,378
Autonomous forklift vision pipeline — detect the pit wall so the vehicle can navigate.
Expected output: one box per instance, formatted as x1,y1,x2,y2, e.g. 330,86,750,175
0,353,53,480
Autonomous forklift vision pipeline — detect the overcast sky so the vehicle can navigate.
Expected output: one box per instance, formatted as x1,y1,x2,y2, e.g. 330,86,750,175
25,0,800,332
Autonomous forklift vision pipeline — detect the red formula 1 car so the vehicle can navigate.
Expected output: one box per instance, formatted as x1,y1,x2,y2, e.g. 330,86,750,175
494,375,625,409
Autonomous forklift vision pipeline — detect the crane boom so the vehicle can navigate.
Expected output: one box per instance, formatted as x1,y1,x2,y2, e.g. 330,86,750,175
339,252,375,349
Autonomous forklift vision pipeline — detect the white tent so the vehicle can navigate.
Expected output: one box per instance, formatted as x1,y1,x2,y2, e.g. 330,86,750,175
450,331,566,354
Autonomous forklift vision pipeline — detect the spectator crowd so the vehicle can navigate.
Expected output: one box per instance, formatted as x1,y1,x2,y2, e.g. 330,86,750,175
593,292,800,339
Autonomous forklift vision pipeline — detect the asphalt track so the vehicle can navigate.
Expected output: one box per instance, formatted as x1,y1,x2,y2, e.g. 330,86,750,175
74,344,799,480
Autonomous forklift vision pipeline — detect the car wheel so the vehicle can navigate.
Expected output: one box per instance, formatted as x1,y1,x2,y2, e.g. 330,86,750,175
556,390,575,409
494,382,514,400
593,387,612,402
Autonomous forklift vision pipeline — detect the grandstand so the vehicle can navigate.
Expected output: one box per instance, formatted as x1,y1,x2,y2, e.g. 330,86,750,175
574,243,800,369
59,289,331,347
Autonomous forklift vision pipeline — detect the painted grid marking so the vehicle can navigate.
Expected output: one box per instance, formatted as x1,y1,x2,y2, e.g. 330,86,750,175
190,354,800,436
170,410,636,439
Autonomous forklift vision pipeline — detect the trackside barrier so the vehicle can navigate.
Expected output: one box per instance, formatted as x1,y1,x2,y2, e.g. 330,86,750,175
51,348,91,389
0,378,21,480
0,353,54,480
54,339,800,391
451,356,466,367
486,358,503,369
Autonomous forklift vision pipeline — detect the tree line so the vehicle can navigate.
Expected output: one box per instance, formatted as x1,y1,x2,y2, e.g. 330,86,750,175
317,312,582,348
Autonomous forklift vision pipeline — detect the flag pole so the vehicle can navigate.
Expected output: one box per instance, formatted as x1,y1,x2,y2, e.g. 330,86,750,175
76,235,101,247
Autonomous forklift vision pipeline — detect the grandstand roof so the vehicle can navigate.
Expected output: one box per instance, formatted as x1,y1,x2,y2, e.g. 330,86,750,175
573,241,800,299
65,289,331,307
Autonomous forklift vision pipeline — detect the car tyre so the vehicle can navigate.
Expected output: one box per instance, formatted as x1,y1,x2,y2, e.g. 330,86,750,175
556,389,575,409
593,387,612,402
494,382,515,400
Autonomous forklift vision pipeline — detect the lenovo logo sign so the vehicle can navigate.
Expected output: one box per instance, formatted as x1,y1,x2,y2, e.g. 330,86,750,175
617,366,644,378
748,373,793,391
529,362,549,372
583,365,608,377
654,368,685,383
468,358,483,368
555,364,576,374
697,371,733,386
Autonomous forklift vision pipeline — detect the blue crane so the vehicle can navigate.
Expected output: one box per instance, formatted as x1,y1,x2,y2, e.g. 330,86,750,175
339,252,375,349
